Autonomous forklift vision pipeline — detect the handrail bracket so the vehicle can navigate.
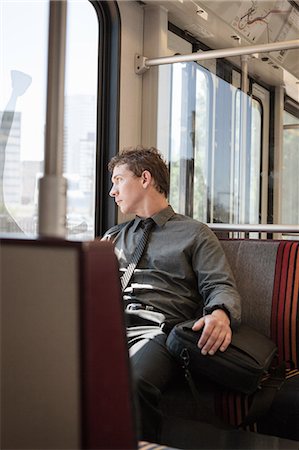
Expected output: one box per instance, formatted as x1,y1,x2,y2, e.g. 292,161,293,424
135,54,149,75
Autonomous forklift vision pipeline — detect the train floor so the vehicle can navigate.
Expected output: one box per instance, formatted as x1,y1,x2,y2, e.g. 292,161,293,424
154,416,299,449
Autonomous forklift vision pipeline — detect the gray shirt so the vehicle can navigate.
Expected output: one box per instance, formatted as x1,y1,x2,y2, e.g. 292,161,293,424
103,205,241,329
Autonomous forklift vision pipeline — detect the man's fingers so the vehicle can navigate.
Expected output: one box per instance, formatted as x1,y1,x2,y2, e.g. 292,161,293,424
192,317,205,331
219,332,232,352
205,330,232,355
197,321,216,349
193,312,232,355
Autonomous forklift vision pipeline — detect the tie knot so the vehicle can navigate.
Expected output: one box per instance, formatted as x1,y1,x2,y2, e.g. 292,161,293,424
142,218,155,229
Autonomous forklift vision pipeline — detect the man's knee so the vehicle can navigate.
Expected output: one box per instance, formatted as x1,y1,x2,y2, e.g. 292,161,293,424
133,374,161,405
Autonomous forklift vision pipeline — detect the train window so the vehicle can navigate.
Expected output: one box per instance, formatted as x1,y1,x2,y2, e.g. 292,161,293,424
249,99,262,223
282,109,299,226
0,0,98,239
193,67,210,223
64,1,98,240
168,62,212,221
0,1,48,235
234,93,262,225
166,61,264,228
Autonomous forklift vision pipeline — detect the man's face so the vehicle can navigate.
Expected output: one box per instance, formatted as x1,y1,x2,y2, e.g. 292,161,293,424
109,164,146,215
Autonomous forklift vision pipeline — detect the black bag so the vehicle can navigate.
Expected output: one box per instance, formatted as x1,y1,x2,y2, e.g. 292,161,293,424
166,320,278,395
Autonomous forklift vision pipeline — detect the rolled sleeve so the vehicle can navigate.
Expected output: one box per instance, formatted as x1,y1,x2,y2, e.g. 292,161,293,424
192,224,241,329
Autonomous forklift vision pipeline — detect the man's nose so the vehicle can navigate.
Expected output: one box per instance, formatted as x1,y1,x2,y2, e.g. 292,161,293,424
109,185,117,197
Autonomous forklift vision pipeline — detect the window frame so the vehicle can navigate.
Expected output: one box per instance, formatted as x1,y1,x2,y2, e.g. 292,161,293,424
91,0,121,237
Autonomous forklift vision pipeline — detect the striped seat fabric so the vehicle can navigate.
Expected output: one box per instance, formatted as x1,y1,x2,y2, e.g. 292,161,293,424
216,240,299,438
271,241,299,368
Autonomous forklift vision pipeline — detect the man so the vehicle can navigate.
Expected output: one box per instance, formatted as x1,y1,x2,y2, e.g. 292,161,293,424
103,146,241,443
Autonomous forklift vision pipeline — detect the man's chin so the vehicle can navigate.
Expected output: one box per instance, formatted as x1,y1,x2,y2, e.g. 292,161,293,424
119,205,135,216
119,205,129,214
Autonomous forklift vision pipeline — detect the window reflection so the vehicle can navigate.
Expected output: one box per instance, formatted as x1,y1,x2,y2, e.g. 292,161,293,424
0,0,98,239
167,62,263,229
0,1,48,234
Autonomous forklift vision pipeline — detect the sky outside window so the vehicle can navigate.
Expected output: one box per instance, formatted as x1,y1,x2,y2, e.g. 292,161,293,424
0,0,98,239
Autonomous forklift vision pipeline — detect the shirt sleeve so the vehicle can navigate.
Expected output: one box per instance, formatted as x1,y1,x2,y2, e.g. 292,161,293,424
192,224,241,330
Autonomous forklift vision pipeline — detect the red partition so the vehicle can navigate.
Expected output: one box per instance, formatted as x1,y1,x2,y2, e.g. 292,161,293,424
81,241,137,449
1,238,137,450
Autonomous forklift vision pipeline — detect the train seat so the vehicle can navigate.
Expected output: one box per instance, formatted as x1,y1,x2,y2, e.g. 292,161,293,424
161,239,299,443
1,238,137,450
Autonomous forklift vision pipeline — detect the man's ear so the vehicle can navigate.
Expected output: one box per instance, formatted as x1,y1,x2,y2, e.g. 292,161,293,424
141,170,152,188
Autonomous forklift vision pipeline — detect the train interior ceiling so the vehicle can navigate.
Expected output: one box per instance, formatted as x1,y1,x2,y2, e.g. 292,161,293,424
139,0,299,94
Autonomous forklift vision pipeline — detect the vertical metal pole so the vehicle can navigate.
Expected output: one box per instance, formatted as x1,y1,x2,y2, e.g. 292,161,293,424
241,55,249,94
38,0,67,238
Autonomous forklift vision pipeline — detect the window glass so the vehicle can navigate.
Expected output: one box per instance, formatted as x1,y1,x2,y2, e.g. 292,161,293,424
193,68,209,222
0,0,98,239
166,61,263,229
0,1,48,235
249,99,262,223
213,75,235,224
168,63,185,212
64,0,98,240
168,63,211,219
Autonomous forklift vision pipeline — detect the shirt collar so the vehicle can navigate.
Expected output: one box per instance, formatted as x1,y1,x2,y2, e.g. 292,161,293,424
132,205,175,232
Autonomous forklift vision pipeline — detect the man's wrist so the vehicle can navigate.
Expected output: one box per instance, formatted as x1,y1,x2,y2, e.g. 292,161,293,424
206,304,231,322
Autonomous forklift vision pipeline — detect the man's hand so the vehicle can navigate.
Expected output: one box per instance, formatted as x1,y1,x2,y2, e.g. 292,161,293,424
192,309,231,356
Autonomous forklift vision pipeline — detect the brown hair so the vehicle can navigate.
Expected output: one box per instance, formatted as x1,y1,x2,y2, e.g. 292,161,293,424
108,146,169,197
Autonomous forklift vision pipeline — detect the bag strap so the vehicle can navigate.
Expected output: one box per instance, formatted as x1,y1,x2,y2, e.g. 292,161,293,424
238,362,286,427
180,349,232,430
180,348,286,429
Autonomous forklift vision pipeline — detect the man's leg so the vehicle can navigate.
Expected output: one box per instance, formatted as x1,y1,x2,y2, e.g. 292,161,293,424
127,325,178,443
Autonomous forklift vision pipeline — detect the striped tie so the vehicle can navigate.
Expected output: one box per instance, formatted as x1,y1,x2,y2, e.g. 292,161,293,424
121,218,155,291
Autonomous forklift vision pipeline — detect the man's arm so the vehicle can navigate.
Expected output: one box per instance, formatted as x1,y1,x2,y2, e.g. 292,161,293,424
192,224,241,355
193,225,241,325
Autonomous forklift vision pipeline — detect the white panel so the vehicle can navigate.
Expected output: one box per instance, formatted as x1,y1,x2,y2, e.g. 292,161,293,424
142,5,169,146
118,1,144,148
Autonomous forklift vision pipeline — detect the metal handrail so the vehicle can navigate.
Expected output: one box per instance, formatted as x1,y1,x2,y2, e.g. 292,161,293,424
207,224,299,233
135,39,299,73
